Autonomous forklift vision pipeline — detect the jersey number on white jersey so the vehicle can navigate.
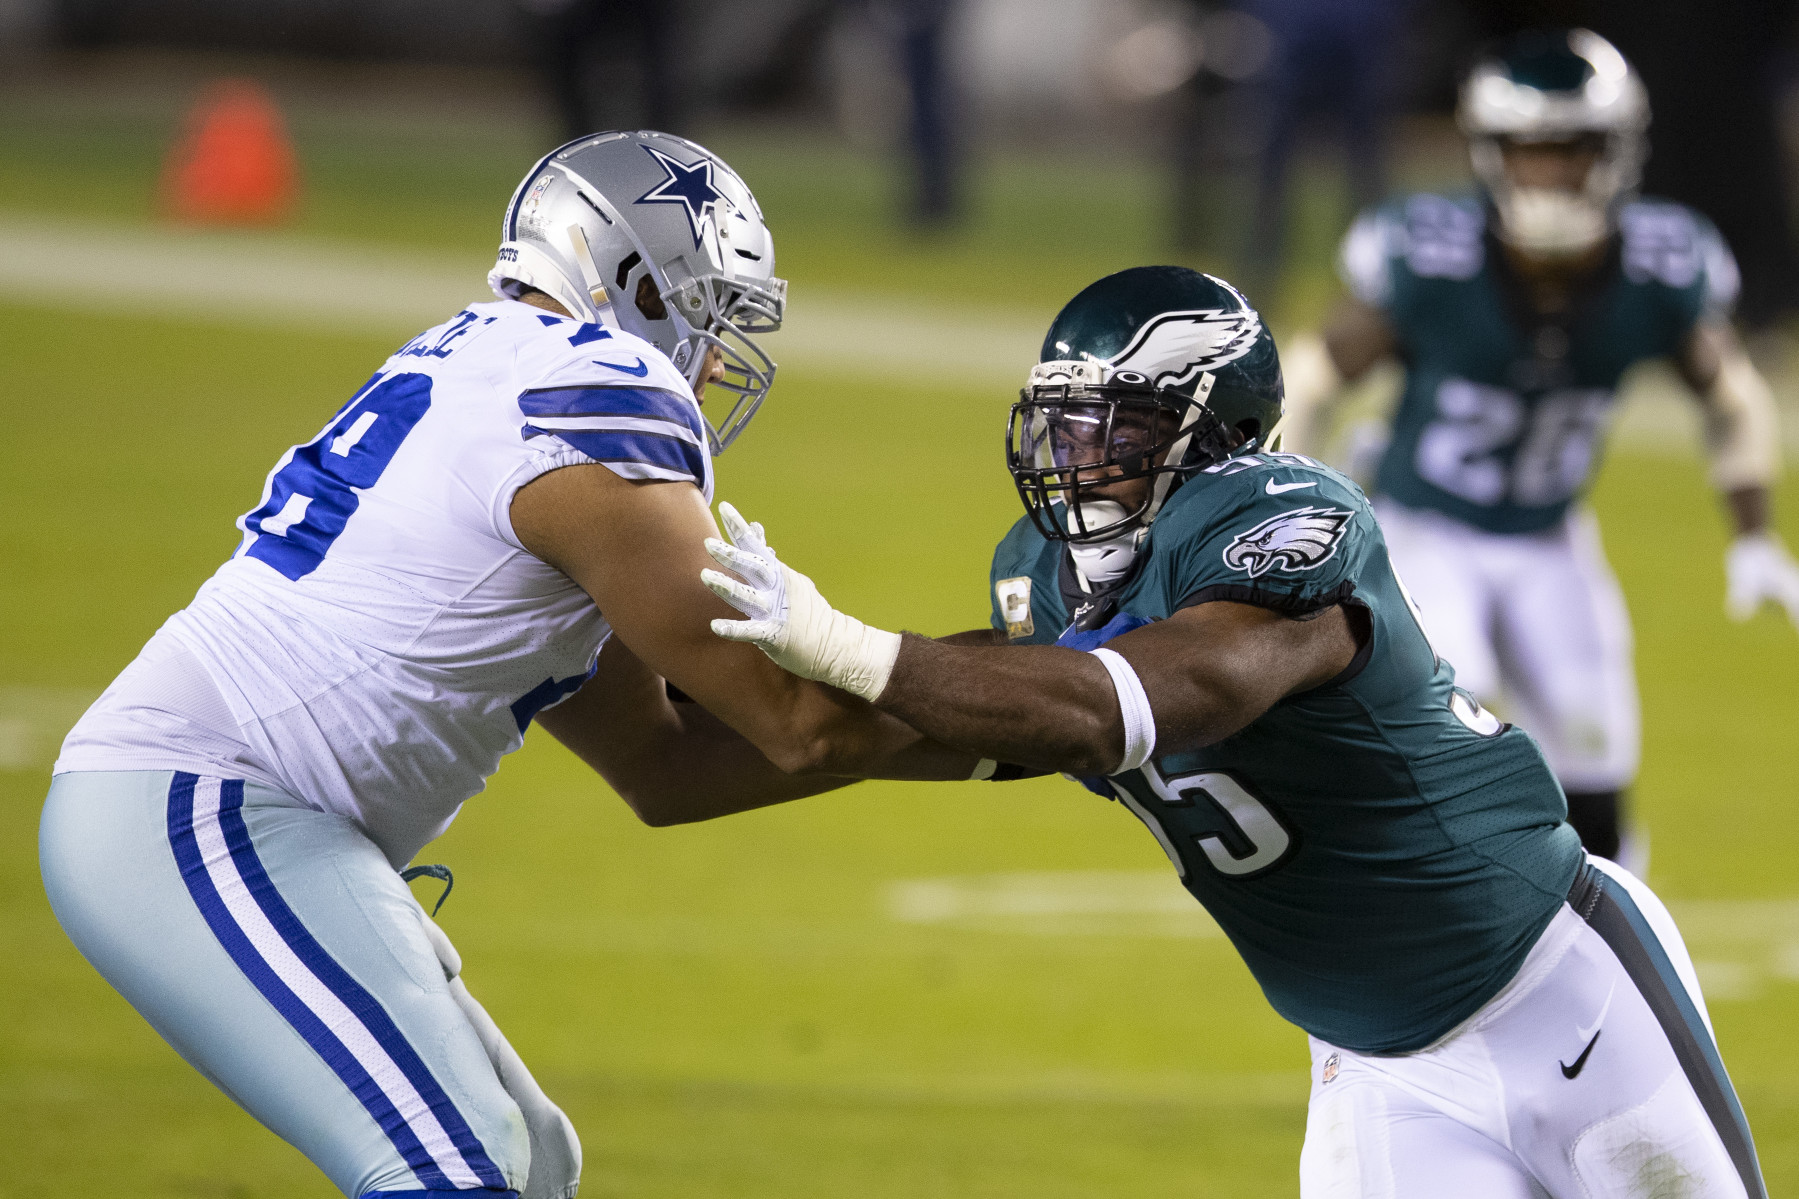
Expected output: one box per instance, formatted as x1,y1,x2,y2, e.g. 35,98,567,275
241,372,433,580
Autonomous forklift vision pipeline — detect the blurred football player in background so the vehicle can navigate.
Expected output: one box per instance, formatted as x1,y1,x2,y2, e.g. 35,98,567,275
40,131,973,1198
700,265,1768,1198
1278,29,1799,865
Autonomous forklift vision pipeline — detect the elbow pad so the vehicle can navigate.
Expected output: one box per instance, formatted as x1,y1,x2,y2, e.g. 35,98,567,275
1704,348,1782,491
1273,333,1346,455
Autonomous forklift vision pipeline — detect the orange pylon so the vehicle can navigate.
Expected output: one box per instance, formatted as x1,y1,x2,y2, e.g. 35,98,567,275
161,79,300,225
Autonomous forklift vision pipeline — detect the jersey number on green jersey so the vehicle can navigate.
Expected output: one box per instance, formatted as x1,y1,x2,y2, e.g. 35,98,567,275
1113,765,1297,880
1417,380,1610,508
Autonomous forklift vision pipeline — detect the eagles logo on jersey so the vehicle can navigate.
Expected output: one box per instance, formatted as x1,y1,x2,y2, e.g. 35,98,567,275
1007,267,1286,545
1222,507,1354,578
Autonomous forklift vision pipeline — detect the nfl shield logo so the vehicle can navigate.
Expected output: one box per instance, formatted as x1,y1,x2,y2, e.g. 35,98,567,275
1322,1053,1340,1085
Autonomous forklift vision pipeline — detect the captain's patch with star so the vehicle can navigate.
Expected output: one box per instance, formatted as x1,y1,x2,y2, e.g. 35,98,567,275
1222,507,1354,579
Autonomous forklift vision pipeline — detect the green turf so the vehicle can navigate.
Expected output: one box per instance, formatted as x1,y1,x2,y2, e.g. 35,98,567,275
2,297,1797,1196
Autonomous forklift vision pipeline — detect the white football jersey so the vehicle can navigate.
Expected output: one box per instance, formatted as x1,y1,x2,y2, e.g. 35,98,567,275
59,299,713,865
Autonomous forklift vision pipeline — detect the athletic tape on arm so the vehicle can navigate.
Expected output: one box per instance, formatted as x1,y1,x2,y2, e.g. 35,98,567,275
1089,648,1157,773
1705,348,1782,491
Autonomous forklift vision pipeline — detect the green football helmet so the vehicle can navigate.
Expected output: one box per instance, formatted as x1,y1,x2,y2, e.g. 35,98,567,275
1459,29,1649,256
1007,266,1284,544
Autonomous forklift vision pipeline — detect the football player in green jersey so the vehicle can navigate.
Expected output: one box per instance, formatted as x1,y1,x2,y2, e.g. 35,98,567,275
1279,28,1799,865
699,266,1766,1197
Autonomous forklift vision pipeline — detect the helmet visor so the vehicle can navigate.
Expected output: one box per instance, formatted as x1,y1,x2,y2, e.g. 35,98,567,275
1009,386,1219,543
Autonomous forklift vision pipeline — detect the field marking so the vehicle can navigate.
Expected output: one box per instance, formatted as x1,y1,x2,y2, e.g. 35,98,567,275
888,870,1222,939
0,212,1045,385
5,212,1787,447
887,870,1799,999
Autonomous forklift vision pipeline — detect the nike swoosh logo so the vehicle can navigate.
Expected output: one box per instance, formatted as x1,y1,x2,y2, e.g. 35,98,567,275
593,357,650,377
1265,479,1318,495
1560,1028,1601,1079
1560,981,1615,1079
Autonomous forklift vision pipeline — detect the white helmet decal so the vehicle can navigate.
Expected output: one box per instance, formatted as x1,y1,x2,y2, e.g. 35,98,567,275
1105,308,1264,389
1222,506,1353,578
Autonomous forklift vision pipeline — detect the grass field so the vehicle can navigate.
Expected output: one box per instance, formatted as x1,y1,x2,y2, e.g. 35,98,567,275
2,58,1797,1196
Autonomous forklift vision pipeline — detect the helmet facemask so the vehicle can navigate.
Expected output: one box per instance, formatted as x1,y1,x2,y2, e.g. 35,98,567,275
661,269,787,454
1007,368,1234,547
1471,132,1636,258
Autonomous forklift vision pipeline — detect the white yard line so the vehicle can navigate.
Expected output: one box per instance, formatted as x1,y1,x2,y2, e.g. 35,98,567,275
885,870,1799,999
5,212,1793,446
0,213,1046,385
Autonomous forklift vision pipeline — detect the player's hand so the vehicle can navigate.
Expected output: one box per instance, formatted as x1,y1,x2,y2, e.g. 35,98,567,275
701,501,901,702
1724,531,1799,626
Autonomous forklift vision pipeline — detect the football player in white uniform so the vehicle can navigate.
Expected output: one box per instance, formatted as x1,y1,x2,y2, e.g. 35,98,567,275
1277,30,1799,864
41,131,973,1198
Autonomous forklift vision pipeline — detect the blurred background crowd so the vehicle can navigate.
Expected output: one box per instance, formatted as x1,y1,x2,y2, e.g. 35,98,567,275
6,0,1799,328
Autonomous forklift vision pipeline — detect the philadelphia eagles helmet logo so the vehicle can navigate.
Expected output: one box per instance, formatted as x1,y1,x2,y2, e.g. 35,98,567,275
1222,507,1354,578
1105,306,1264,389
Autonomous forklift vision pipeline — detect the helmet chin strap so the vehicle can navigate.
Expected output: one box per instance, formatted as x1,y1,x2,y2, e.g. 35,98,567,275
1067,501,1139,593
1141,372,1216,528
1494,186,1609,256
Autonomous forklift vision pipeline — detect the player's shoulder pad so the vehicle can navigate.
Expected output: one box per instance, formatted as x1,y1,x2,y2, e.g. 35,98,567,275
988,509,1063,642
1153,452,1371,613
1339,192,1485,305
991,509,1055,582
1619,197,1739,315
508,304,710,484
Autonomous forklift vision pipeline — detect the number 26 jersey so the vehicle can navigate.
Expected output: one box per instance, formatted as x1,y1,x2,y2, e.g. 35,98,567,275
1342,192,1737,533
59,299,712,866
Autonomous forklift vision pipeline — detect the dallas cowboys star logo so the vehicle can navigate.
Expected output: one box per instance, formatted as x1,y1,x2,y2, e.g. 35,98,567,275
635,145,725,249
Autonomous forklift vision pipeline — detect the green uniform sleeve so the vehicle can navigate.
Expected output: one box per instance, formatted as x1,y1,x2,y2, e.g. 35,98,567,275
1149,456,1374,616
1620,200,1740,338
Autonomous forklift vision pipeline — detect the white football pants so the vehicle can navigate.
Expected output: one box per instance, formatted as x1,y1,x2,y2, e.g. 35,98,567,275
1375,501,1639,793
39,770,580,1199
1300,856,1766,1199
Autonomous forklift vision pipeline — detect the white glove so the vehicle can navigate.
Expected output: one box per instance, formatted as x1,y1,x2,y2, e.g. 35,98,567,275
1725,531,1799,626
701,501,902,702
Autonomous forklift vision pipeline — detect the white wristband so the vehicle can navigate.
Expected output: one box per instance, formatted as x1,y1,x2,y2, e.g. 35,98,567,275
1089,648,1157,773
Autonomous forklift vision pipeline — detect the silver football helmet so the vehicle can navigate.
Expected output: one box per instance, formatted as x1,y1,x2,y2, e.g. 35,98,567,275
488,131,787,453
1458,29,1649,257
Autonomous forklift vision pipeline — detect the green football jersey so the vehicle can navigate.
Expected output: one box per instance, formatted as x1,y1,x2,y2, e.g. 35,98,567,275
1340,193,1736,533
987,453,1584,1054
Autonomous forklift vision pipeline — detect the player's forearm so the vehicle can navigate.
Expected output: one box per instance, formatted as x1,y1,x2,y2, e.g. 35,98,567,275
874,635,1126,775
767,682,983,780
538,690,843,824
603,706,857,824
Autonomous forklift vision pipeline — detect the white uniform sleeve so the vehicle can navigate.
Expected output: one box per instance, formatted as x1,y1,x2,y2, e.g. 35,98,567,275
491,322,715,547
